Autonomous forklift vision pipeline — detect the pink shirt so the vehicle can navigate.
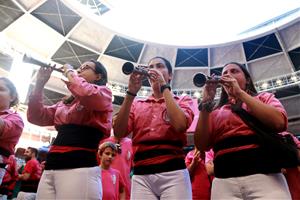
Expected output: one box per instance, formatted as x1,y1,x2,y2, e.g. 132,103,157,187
185,149,214,200
102,168,125,200
281,132,300,200
23,159,42,181
27,75,113,137
0,110,24,157
101,137,133,200
127,95,194,167
208,92,287,151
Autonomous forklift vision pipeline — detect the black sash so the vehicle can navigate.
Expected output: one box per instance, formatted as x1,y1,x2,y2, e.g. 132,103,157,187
45,124,103,170
213,135,280,178
0,147,11,158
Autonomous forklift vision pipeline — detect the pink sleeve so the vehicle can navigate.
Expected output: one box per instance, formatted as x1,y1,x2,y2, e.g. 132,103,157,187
291,135,300,148
127,101,136,135
258,92,288,129
66,75,112,112
185,151,193,166
205,149,214,163
27,92,58,126
178,96,195,129
1,113,24,140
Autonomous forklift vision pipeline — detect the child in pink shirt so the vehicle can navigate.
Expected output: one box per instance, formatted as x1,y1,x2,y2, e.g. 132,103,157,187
99,142,126,200
101,136,132,199
0,77,24,185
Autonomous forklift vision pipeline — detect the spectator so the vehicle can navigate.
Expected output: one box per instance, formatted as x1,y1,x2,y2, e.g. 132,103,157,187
185,147,214,200
0,77,24,186
101,113,133,199
0,155,18,199
99,142,126,200
18,147,42,193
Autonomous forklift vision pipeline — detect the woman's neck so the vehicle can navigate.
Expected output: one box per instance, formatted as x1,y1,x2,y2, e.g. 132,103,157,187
101,165,110,170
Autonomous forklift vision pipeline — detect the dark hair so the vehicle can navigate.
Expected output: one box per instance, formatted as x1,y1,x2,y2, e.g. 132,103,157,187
98,141,117,155
63,60,108,104
216,62,257,108
149,56,173,75
0,77,19,107
28,147,38,156
91,60,108,86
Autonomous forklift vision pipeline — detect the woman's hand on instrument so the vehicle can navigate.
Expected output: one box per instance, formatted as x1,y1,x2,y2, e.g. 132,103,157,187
148,69,166,86
36,66,53,86
221,74,243,103
127,72,143,95
61,64,75,77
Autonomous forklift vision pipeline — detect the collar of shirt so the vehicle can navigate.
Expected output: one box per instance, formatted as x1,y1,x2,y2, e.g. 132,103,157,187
138,94,180,103
0,109,14,115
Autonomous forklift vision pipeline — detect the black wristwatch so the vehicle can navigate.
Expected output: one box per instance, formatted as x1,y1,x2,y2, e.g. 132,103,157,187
198,101,215,112
160,84,171,93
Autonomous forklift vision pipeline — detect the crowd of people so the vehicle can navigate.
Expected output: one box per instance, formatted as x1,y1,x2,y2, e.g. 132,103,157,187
0,57,299,200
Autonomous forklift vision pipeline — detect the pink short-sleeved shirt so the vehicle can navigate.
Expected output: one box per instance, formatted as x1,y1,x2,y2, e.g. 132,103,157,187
0,110,24,157
127,94,194,167
209,92,287,147
281,132,300,200
101,137,133,199
101,168,125,200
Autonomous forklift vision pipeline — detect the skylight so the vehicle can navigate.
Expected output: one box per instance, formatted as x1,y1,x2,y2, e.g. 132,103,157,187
51,0,300,46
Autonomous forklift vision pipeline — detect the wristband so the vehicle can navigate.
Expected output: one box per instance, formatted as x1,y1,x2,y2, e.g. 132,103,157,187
198,101,215,112
126,90,137,97
160,84,171,93
65,69,74,77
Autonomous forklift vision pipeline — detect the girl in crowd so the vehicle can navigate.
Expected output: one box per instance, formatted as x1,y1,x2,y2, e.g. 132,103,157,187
27,61,113,199
0,77,24,186
194,62,291,199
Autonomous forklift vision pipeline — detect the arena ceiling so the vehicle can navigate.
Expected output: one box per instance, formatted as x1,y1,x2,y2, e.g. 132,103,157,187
0,0,300,133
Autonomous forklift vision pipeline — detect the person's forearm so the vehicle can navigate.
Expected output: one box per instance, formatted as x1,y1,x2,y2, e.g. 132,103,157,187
113,95,135,138
239,91,286,131
163,90,187,132
33,82,45,94
119,190,126,200
18,173,30,181
194,111,211,151
187,161,197,177
0,118,4,135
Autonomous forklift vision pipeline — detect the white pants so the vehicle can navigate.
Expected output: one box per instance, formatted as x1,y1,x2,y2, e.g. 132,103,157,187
0,155,5,186
211,173,291,200
131,169,192,200
36,167,102,200
16,192,36,200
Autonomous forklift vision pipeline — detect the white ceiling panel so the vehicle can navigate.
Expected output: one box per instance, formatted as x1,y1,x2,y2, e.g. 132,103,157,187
248,54,293,82
210,44,245,67
279,20,300,51
99,55,129,84
172,68,208,89
139,44,177,65
3,14,65,59
69,18,114,53
15,0,43,11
